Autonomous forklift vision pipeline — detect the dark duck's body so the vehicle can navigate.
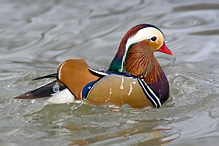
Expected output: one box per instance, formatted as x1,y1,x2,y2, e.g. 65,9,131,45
15,24,174,108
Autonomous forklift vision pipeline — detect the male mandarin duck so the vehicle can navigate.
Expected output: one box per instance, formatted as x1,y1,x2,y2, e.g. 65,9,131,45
15,24,174,108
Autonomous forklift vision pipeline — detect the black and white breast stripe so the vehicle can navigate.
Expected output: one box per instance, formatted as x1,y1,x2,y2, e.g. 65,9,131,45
137,78,161,108
81,77,105,100
87,68,108,77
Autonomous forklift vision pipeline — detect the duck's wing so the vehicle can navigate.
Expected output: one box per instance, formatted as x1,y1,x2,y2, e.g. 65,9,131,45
57,59,99,99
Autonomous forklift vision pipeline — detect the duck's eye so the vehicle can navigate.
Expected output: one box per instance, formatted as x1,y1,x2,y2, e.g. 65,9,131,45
150,36,157,42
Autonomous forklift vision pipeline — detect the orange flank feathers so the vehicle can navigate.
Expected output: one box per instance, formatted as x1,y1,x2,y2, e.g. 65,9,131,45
57,59,98,100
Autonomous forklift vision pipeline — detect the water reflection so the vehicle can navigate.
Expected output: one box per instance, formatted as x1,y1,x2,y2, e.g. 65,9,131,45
68,126,179,145
0,0,219,145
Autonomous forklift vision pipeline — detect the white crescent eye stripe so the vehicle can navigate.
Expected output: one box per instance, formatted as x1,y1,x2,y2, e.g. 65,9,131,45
120,27,164,72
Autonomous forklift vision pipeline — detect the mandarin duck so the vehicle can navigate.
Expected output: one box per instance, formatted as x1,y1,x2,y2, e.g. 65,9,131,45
15,24,174,108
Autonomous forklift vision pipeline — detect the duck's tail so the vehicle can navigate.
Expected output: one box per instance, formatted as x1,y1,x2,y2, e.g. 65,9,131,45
14,74,66,99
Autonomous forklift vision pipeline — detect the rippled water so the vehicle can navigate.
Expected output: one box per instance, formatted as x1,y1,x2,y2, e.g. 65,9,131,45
0,0,219,145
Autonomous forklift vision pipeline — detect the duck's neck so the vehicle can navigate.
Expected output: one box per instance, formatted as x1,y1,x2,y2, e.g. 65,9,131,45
108,54,124,72
128,53,170,104
108,43,169,104
108,38,129,72
108,25,148,72
145,56,169,104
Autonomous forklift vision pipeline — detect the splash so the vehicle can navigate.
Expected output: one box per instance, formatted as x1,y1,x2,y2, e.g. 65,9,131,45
120,76,124,89
127,82,133,96
171,55,176,69
70,100,84,110
53,82,60,93
109,88,112,95
107,88,112,101
31,99,35,104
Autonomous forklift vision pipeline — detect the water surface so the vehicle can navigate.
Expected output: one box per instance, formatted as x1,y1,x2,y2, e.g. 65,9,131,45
0,0,219,145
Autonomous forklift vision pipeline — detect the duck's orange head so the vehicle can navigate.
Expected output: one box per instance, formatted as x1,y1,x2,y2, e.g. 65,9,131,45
108,24,174,73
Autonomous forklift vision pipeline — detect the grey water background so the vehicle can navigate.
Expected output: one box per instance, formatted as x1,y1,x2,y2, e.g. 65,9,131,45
0,0,219,145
